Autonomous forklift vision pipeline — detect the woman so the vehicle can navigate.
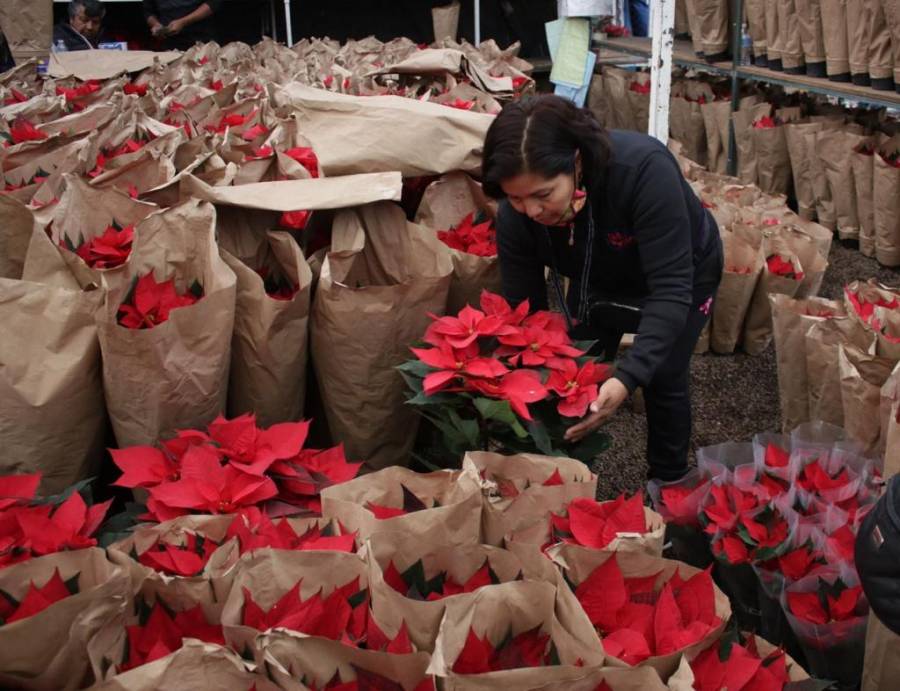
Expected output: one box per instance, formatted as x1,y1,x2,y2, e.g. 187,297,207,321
482,95,723,482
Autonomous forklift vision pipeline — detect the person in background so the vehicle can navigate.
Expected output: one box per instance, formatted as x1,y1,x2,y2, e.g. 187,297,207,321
52,0,105,52
143,0,221,51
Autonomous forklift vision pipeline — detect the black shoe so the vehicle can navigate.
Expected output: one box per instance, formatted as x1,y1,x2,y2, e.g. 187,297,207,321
704,50,730,63
754,54,768,68
806,62,827,78
784,65,806,75
828,72,852,83
871,76,896,91
852,72,871,86
768,58,783,72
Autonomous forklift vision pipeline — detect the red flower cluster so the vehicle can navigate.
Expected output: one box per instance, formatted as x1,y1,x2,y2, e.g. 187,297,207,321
656,473,710,527
437,212,497,257
123,82,149,97
452,626,554,673
241,576,366,642
690,634,793,691
442,98,476,111
412,292,610,420
574,555,721,664
844,284,899,325
225,509,356,554
551,494,648,550
68,224,134,269
766,255,803,281
122,602,225,671
6,119,48,146
2,88,28,105
0,475,111,570
116,272,202,329
629,81,651,94
136,533,220,578
0,568,75,624
785,577,864,625
56,80,101,102
382,558,501,601
111,414,360,522
752,115,778,129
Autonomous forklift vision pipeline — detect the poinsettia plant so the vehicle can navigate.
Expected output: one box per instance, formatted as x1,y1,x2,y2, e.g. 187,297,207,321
0,474,111,569
550,494,652,550
60,222,134,270
225,509,356,555
437,212,497,257
785,577,865,626
399,291,612,464
116,272,203,329
135,532,220,578
0,568,79,625
687,630,799,691
121,601,225,672
382,557,510,601
765,255,803,281
2,119,48,146
111,413,361,522
451,625,559,674
569,554,722,665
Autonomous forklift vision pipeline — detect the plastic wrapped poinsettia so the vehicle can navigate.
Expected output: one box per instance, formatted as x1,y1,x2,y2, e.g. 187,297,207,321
399,291,612,464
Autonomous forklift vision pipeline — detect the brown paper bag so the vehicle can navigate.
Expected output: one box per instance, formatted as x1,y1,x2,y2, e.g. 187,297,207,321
414,172,501,313
258,630,432,691
461,451,598,547
839,343,896,456
427,580,606,688
765,0,783,63
86,641,273,691
310,202,452,470
321,466,482,545
818,128,864,240
852,140,878,257
669,88,709,167
770,224,828,298
0,193,35,279
776,0,805,69
684,0,705,55
275,83,493,177
21,174,157,291
873,140,900,268
742,240,804,355
601,69,638,133
770,294,846,432
752,120,793,196
547,544,730,679
732,101,770,185
106,515,238,623
587,74,608,129
795,0,827,69
784,121,820,220
0,0,51,64
700,100,730,175
821,0,851,76
862,613,900,691
0,548,129,691
367,535,553,651
695,0,731,55
220,232,312,426
97,200,236,447
626,74,651,135
711,233,763,354
868,0,894,81
218,548,369,653
805,317,877,427
805,125,839,229
0,278,106,493
848,0,874,79
746,0,768,58
433,2,461,42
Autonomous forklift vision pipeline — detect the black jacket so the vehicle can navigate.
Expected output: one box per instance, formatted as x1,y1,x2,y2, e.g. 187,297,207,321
496,129,715,393
143,0,222,47
856,475,900,636
52,23,98,51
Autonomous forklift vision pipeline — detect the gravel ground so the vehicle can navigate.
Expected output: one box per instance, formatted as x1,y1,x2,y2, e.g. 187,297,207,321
592,240,900,500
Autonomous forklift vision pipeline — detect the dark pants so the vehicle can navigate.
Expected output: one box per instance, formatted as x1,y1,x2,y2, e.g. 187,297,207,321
576,234,723,482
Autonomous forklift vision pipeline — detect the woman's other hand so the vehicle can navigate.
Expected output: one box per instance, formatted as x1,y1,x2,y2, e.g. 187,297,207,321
564,377,629,442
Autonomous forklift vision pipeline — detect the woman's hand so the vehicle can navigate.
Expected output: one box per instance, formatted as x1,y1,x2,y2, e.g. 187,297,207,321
166,18,187,35
564,377,629,443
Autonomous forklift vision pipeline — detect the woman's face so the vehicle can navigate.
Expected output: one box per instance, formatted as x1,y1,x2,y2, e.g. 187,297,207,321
500,170,576,226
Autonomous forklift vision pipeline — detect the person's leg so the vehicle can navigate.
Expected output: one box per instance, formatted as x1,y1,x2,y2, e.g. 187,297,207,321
642,237,723,481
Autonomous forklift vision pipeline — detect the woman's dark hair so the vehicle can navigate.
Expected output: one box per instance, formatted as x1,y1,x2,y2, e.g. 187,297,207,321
481,94,610,199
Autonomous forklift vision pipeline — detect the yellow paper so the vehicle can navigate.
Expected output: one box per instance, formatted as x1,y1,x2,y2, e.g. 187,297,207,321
549,18,591,87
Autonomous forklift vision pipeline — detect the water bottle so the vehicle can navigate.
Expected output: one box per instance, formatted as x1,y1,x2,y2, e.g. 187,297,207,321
740,24,752,66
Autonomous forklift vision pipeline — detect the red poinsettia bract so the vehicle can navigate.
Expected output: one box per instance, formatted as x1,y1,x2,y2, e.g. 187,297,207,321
0,568,74,624
116,272,201,329
552,494,648,549
452,626,553,673
122,603,225,671
437,213,497,257
71,224,134,269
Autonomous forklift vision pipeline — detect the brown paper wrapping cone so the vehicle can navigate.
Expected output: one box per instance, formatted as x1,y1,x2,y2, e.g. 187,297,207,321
321,466,482,545
711,234,763,354
310,202,452,470
461,451,598,547
838,344,896,457
547,544,730,680
0,549,130,691
97,199,236,447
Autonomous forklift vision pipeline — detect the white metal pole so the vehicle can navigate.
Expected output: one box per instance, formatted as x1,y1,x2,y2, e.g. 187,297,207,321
284,0,293,46
474,0,481,46
648,0,675,143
